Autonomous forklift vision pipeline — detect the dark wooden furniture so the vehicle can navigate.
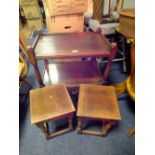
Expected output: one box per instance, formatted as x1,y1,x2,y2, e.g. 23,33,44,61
27,32,117,87
30,83,75,139
77,84,121,136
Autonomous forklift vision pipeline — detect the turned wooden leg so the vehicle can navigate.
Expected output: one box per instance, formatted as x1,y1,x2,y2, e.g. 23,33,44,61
36,122,49,139
77,117,83,134
68,114,73,130
103,121,116,136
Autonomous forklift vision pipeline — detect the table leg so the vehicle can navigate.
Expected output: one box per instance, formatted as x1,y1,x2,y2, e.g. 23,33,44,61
122,37,127,72
103,43,117,81
45,114,74,139
26,46,44,87
36,122,49,139
44,122,49,134
33,64,44,87
103,121,116,136
68,114,73,130
77,117,83,134
44,60,52,84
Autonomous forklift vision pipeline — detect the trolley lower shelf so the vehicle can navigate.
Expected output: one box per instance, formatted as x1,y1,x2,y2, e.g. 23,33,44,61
43,61,103,87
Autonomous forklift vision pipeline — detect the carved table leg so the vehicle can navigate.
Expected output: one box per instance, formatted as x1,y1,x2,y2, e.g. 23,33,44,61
36,122,49,139
77,117,83,134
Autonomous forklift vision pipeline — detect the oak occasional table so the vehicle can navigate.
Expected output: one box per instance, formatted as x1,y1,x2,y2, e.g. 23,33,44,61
26,32,117,87
77,84,121,136
30,83,75,139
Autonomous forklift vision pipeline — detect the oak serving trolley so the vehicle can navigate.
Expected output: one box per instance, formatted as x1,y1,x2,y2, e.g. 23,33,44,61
27,32,117,88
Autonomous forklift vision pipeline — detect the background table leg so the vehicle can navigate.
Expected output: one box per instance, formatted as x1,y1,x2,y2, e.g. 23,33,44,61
68,114,73,130
103,44,117,81
77,117,83,134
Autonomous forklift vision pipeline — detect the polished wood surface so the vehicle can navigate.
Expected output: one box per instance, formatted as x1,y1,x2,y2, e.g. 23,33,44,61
77,84,121,136
34,32,112,59
77,84,121,121
27,32,117,86
30,83,75,124
115,26,133,39
119,9,135,38
43,61,102,86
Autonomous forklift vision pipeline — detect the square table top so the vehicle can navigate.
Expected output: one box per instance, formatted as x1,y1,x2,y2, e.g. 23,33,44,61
33,32,112,59
77,84,121,121
30,83,75,124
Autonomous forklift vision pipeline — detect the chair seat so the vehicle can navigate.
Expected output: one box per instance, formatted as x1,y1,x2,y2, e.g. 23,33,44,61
43,61,103,87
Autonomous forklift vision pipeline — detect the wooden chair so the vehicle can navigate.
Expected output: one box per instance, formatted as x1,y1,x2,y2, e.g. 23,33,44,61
113,40,135,137
108,0,124,16
19,25,29,59
89,0,124,35
19,53,31,103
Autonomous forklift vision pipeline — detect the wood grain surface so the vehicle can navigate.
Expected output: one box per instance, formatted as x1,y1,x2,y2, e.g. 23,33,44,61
77,84,121,121
34,32,111,59
43,61,102,86
30,83,75,124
